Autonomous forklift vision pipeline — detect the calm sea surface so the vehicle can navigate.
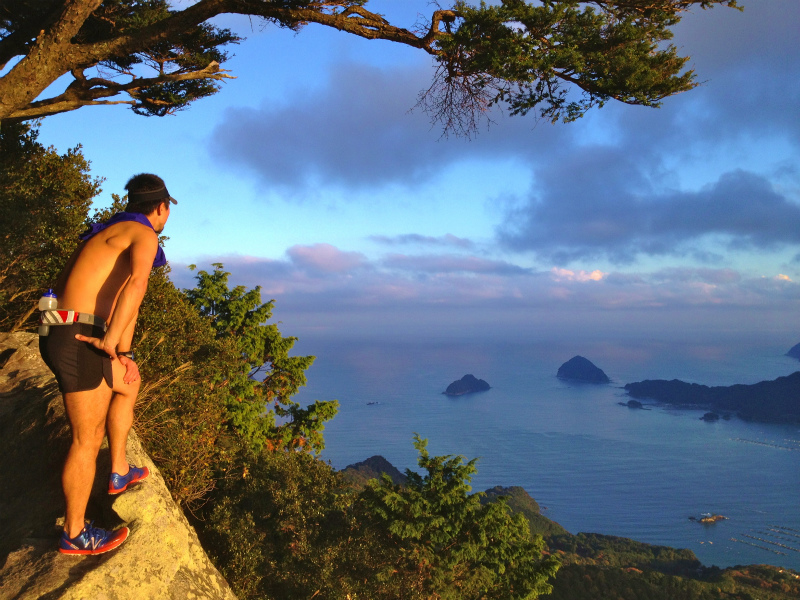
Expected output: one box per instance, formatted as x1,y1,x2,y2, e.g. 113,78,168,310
291,336,800,571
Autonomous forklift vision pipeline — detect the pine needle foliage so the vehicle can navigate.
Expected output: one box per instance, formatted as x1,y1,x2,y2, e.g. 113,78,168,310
355,434,561,600
184,264,338,453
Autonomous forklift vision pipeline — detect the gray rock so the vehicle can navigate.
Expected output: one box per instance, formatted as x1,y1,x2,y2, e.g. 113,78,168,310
443,374,491,396
557,356,610,383
0,333,237,600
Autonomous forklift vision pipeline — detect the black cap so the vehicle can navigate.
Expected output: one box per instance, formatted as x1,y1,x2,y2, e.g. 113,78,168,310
127,185,178,206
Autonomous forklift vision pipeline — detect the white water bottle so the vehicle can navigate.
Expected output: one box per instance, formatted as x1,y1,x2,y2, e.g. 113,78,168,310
38,289,58,336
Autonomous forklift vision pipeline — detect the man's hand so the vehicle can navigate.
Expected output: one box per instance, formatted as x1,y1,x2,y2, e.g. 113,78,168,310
118,355,140,384
74,334,119,361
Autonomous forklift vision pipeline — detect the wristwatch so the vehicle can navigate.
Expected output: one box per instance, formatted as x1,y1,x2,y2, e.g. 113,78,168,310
118,351,136,361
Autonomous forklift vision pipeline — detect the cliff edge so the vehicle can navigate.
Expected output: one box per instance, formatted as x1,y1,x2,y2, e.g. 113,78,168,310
0,332,236,600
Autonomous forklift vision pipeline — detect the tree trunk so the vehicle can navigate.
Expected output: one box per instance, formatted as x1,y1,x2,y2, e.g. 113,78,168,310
0,0,103,121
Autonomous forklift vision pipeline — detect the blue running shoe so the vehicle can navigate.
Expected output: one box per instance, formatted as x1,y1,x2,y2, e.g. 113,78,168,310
108,464,149,495
59,522,129,555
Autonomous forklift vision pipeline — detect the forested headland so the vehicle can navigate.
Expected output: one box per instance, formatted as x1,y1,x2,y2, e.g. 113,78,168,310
624,374,800,423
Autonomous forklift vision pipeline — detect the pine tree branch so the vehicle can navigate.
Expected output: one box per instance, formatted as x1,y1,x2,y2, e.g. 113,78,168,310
9,61,234,120
0,1,742,126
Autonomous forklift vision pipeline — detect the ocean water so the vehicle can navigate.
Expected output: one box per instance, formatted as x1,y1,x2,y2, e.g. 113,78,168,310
291,336,800,571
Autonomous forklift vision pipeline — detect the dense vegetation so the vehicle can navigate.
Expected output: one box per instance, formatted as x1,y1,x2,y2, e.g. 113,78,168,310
544,533,800,600
0,121,100,331
345,460,800,600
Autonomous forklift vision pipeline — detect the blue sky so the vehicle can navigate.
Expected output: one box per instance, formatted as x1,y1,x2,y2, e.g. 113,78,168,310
35,0,800,346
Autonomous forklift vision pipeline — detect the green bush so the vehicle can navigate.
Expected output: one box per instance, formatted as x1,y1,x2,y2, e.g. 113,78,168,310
354,435,560,600
185,264,337,453
199,435,561,600
200,449,358,600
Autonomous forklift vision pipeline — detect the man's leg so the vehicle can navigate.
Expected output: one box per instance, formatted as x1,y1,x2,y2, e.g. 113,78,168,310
106,358,141,476
62,383,113,538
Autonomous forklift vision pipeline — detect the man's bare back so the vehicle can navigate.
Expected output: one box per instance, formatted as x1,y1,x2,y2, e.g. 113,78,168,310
56,219,159,357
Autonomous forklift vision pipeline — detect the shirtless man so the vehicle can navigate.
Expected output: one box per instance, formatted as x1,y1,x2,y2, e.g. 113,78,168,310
39,173,176,555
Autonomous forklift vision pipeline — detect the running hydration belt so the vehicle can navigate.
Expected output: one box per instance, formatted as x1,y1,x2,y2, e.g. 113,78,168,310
39,310,107,329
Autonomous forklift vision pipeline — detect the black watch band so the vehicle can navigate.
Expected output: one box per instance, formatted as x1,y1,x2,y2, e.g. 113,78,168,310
118,351,135,361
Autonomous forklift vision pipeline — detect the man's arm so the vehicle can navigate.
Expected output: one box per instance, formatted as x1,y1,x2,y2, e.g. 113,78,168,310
103,229,158,358
116,309,138,354
116,310,140,384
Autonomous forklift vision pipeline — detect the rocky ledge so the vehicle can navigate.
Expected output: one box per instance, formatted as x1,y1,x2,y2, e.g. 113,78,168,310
0,332,236,600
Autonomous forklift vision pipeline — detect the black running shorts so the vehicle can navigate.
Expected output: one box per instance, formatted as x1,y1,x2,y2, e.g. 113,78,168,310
39,322,113,393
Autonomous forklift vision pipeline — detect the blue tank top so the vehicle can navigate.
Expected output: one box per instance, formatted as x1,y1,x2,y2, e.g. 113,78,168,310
79,212,167,268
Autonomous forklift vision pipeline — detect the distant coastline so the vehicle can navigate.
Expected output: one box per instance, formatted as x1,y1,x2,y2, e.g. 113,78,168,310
624,371,800,424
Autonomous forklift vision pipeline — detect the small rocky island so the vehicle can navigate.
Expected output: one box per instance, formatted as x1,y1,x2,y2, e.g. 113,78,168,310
689,514,728,525
557,356,610,383
443,374,491,396
787,342,800,361
618,399,647,410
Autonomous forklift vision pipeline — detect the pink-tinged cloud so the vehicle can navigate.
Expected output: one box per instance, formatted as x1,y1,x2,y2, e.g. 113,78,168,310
176,247,800,312
172,244,800,342
287,243,368,274
551,268,606,282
